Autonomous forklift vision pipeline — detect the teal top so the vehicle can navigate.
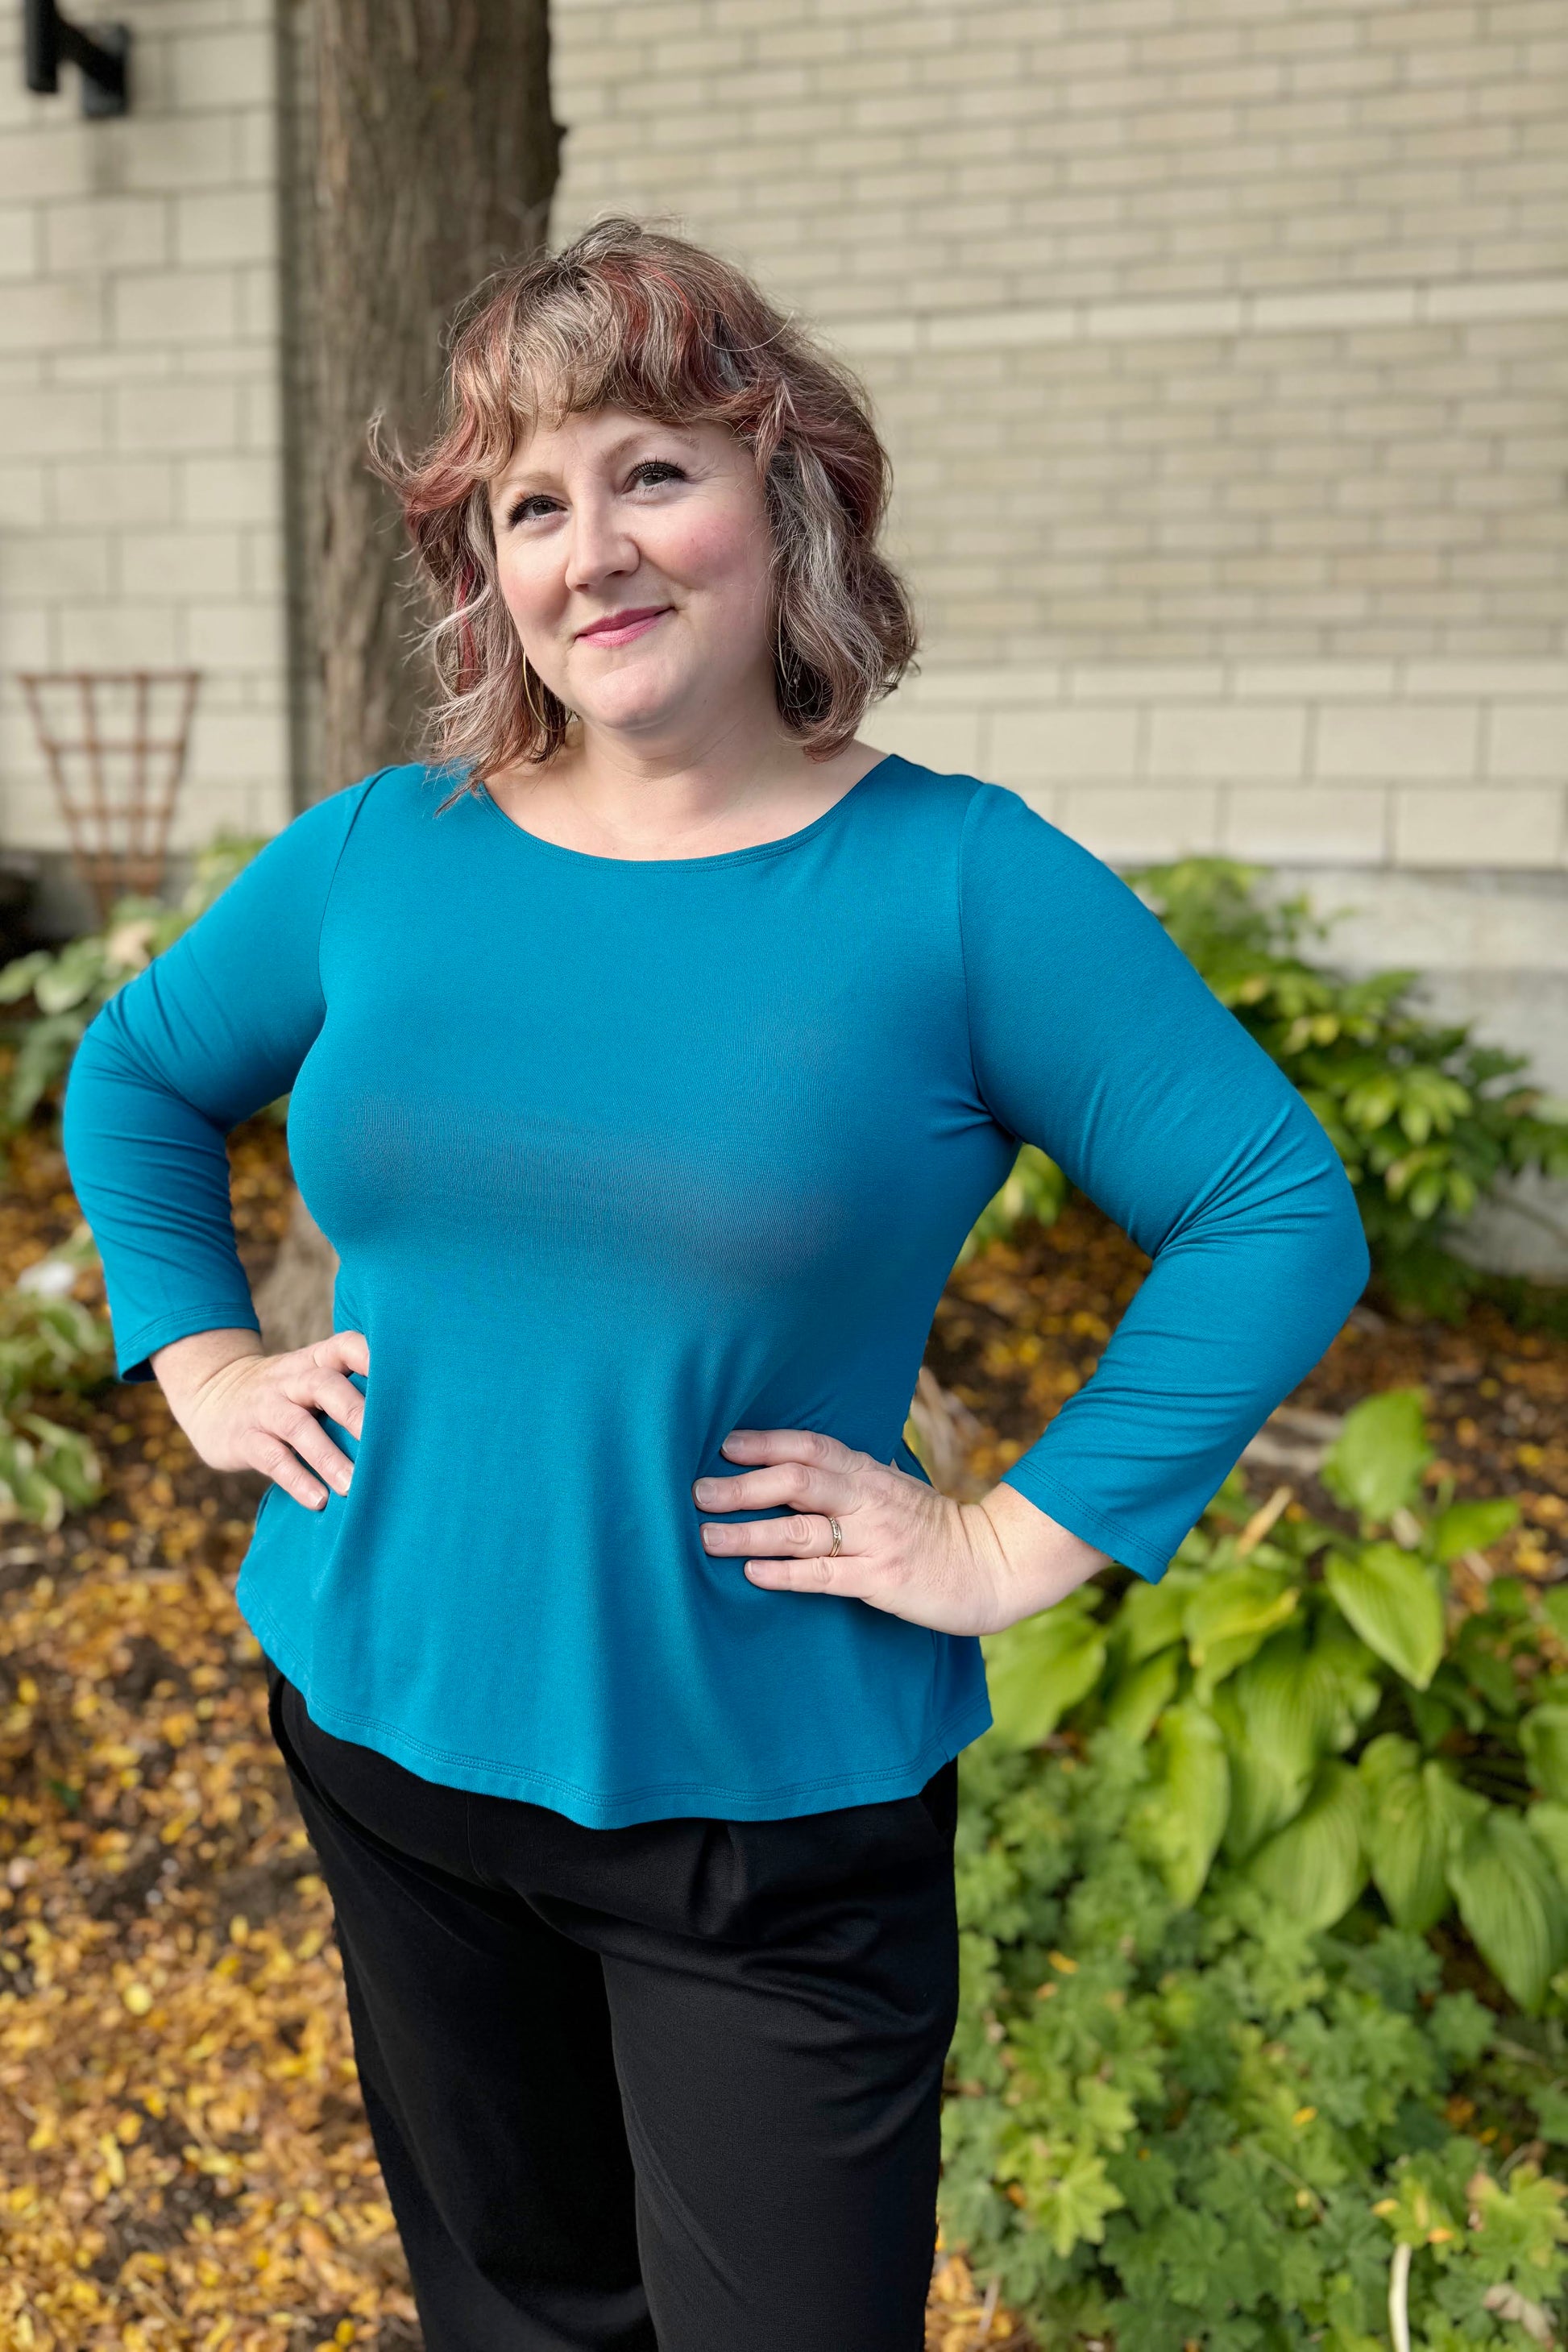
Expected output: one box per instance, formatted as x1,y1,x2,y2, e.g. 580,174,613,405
61,756,1368,1826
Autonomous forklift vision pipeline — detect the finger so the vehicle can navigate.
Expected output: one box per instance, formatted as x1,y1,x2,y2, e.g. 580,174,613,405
742,1550,861,1595
257,1402,355,1503
247,1428,333,1512
289,1365,367,1438
692,1461,857,1517
720,1427,867,1475
699,1509,845,1558
313,1328,370,1377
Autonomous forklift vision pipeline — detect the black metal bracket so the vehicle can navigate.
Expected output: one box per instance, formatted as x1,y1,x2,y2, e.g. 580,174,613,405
24,0,131,118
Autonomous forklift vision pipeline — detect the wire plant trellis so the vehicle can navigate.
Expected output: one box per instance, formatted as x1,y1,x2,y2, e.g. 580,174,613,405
19,669,201,923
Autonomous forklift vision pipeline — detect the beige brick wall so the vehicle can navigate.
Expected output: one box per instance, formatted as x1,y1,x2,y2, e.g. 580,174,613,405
552,0,1568,865
0,0,291,879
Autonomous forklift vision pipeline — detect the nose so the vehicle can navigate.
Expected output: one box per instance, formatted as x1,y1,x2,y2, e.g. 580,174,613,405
562,490,638,595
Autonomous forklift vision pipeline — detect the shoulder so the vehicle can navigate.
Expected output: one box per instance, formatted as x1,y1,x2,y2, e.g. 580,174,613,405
865,751,1110,884
276,761,471,856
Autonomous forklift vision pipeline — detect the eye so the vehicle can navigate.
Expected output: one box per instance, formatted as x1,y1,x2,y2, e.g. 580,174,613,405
504,492,560,528
628,458,687,491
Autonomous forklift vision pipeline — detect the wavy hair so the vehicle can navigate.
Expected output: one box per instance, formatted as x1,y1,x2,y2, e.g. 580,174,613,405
372,218,918,790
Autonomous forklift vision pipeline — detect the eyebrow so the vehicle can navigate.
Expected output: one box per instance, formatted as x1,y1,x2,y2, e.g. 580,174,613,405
492,422,700,501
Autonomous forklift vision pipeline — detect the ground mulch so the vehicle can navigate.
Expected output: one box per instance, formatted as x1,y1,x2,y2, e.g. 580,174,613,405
0,1121,1562,2350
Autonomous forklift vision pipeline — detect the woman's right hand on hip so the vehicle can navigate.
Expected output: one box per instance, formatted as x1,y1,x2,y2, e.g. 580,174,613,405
148,1326,369,1511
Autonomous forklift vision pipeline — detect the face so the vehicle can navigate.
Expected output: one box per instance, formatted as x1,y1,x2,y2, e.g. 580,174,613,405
486,406,778,752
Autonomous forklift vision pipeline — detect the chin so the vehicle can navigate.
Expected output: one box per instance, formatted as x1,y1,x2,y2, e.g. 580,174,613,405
575,672,695,736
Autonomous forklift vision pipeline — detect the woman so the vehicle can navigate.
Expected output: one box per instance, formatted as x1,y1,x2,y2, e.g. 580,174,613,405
63,220,1369,2350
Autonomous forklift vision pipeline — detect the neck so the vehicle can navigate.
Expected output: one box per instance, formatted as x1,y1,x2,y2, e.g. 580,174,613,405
487,698,883,862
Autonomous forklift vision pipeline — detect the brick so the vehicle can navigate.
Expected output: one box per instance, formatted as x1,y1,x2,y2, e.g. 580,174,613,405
865,704,981,773
0,205,39,278
1394,786,1564,867
19,533,113,601
182,707,289,785
112,268,241,346
168,28,276,110
0,276,102,353
0,127,96,202
0,463,45,527
1147,703,1307,780
989,704,1139,782
115,380,241,451
1487,703,1568,779
118,530,245,599
1058,785,1222,861
52,461,176,528
119,114,254,195
55,602,182,668
1223,784,1388,863
185,600,284,670
45,195,170,273
1315,702,1481,781
175,188,276,267
177,454,279,525
0,384,108,455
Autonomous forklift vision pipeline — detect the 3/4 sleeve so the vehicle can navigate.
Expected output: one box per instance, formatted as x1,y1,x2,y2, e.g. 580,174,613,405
957,783,1371,1583
60,778,378,1384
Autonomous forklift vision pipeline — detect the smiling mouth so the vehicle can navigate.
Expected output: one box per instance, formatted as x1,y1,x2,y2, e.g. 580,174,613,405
575,607,671,647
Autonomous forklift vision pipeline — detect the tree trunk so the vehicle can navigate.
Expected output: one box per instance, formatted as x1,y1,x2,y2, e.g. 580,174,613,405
271,0,560,1350
313,0,561,792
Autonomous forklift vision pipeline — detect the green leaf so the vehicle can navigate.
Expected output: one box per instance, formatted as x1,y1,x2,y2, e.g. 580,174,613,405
1180,1562,1300,1701
981,1592,1107,1750
1323,1541,1445,1690
0,950,50,1005
1521,1705,1568,1802
1117,1566,1203,1666
1359,1735,1478,1934
1320,1388,1433,1523
1245,1759,1367,1931
1103,1645,1181,1744
1132,1700,1230,1908
1528,1801,1568,1891
1446,1809,1568,2014
1430,1495,1521,1563
1216,1620,1378,1861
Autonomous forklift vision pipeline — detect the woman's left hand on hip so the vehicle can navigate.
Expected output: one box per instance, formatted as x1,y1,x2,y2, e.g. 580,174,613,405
691,1426,1107,1637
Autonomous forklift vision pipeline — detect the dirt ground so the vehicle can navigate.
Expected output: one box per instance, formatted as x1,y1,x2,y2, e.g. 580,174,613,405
0,1119,1562,2350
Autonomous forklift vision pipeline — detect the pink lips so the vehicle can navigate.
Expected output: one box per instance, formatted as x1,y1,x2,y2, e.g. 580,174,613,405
574,606,670,648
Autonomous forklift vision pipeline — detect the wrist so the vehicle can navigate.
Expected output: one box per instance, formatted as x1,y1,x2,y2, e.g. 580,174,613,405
149,1327,263,1423
962,1479,1111,1632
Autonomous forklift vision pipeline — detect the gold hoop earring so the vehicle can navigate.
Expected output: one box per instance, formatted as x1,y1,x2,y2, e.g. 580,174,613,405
521,656,548,736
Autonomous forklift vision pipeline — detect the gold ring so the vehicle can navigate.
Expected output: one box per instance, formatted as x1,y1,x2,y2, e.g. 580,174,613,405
828,1516,842,1558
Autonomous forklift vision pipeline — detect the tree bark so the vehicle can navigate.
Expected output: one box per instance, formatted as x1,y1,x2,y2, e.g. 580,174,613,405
271,0,560,1349
313,0,561,792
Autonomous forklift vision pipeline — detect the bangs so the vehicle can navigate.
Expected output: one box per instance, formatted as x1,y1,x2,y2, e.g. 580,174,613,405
448,249,792,491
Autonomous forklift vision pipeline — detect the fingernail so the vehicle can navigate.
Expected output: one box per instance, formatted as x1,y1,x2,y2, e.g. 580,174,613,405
699,1527,715,1548
693,1479,716,1502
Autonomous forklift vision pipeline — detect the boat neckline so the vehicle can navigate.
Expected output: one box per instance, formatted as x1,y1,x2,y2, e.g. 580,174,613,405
467,751,902,871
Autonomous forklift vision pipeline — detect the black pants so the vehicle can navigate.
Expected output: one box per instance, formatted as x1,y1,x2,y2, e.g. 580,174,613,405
263,1657,960,2351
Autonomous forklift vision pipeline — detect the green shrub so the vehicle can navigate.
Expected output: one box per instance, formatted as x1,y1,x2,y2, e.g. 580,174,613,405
945,1390,1568,2346
1127,860,1568,1319
0,832,266,1128
966,859,1568,1317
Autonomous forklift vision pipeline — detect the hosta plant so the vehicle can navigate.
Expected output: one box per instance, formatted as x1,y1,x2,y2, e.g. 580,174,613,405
945,1386,1568,2346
